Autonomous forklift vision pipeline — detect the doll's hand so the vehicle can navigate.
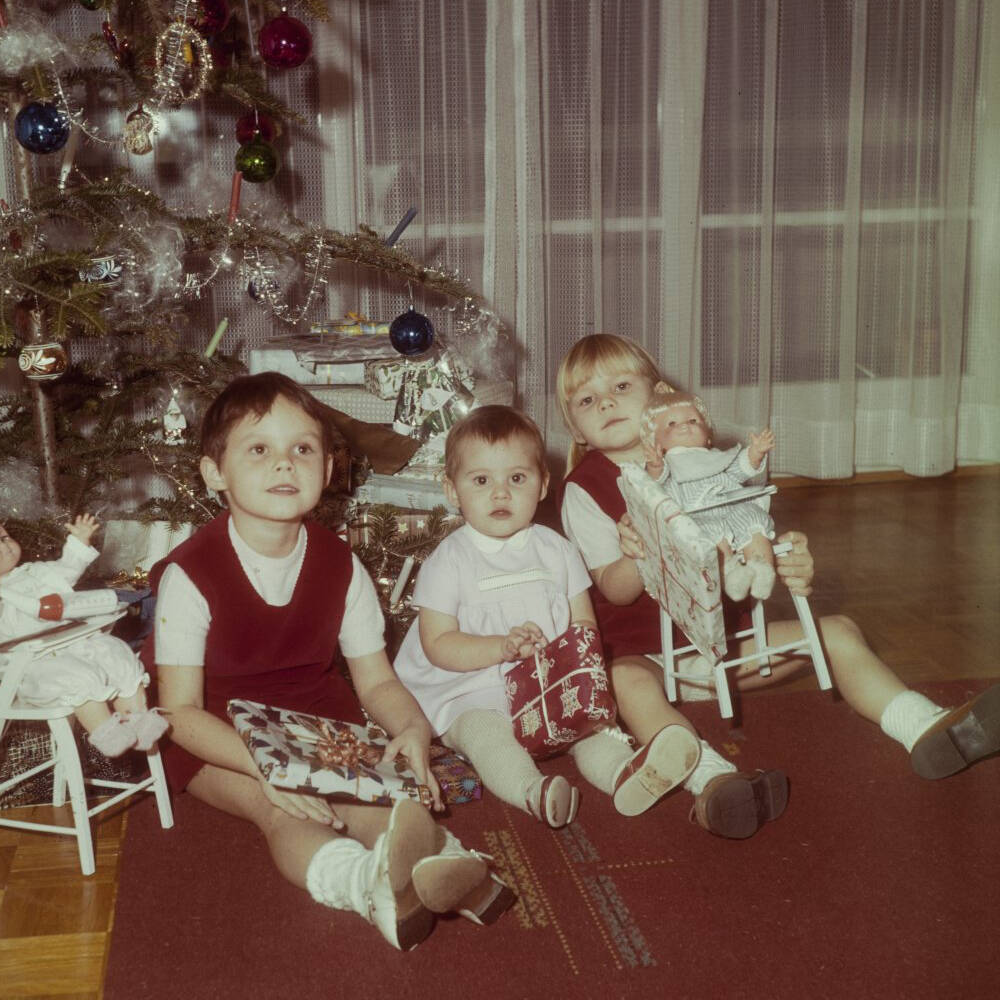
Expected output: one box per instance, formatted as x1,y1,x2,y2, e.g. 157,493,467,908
383,725,444,812
776,530,814,596
257,775,345,829
501,622,545,661
66,514,100,547
617,514,646,561
748,429,776,468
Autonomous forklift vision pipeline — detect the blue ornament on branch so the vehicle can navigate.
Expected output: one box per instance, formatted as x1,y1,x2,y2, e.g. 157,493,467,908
14,102,70,155
389,307,435,356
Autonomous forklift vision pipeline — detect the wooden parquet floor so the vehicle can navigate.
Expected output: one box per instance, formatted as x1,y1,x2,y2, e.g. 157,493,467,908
1,471,997,999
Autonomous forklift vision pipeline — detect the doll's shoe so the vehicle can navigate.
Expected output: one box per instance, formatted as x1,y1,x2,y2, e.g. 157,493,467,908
910,684,1000,779
748,559,777,600
526,774,579,828
692,769,788,839
722,557,753,601
364,799,438,950
88,713,138,758
613,724,701,816
127,708,169,751
412,828,517,926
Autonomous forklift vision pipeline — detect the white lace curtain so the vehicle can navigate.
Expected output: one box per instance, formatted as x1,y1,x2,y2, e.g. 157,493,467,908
3,1,997,478
318,0,1000,477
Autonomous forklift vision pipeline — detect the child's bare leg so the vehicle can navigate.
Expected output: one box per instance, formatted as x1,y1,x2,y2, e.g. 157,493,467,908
732,615,906,721
188,764,385,884
74,699,113,734
609,655,696,745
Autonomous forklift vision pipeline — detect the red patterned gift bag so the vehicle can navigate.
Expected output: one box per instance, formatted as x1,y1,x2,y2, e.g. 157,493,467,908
504,622,616,759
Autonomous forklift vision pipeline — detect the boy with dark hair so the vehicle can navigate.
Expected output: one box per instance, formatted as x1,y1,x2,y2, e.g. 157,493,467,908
145,372,513,950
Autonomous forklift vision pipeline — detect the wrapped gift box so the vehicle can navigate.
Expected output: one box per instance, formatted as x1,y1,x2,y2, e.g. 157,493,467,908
618,463,727,662
353,473,455,511
92,520,194,578
249,331,398,386
306,378,513,425
365,351,474,401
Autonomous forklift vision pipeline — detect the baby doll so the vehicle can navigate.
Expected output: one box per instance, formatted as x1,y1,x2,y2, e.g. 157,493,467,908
0,515,168,756
639,385,777,601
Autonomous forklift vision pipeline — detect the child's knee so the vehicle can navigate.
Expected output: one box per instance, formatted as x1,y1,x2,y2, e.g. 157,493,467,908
818,613,864,654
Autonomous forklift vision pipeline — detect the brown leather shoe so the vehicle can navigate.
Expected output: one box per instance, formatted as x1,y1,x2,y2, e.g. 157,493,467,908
692,769,788,839
910,684,1000,779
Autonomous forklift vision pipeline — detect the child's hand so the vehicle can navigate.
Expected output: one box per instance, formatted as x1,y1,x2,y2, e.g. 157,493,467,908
501,622,545,661
775,530,814,596
66,514,100,546
257,776,345,829
383,725,444,812
617,514,646,561
748,429,776,468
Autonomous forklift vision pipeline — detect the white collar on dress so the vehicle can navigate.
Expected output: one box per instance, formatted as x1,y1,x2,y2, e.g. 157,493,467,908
461,522,533,554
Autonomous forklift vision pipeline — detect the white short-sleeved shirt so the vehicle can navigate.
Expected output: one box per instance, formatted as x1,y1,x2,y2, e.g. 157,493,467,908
561,480,624,572
154,518,385,666
393,523,593,736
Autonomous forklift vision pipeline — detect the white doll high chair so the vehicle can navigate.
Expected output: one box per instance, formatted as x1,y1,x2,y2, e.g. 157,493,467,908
0,611,173,875
618,465,833,719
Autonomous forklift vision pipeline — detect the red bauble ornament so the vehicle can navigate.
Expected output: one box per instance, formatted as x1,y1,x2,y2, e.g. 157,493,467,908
258,10,312,69
194,0,230,36
236,110,276,145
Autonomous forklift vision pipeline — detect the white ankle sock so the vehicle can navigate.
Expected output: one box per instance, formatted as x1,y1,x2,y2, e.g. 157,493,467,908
683,740,737,796
305,836,375,913
879,690,946,752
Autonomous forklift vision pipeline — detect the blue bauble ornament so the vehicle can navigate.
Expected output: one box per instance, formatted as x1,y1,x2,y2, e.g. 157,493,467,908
389,307,435,356
14,101,70,155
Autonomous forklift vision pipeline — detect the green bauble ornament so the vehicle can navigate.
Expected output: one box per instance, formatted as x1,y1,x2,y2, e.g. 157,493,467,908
234,137,279,183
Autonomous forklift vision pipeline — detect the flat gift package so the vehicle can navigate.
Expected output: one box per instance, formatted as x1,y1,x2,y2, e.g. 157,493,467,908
248,329,398,386
227,699,480,806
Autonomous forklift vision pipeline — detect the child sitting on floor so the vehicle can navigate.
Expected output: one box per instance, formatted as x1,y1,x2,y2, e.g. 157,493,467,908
0,514,167,756
393,405,701,829
143,372,514,951
640,384,778,601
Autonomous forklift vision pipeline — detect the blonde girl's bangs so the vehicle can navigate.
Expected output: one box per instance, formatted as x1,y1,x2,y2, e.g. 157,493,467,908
557,334,660,415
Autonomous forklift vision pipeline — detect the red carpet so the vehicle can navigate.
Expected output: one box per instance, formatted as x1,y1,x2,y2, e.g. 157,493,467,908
106,681,999,1000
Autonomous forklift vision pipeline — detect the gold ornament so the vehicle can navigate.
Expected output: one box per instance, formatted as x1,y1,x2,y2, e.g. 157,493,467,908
154,21,213,107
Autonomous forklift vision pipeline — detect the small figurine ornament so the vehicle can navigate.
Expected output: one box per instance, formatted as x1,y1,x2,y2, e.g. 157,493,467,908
163,394,188,444
123,104,155,155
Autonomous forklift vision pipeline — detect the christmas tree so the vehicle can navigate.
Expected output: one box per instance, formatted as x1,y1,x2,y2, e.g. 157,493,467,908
0,0,490,575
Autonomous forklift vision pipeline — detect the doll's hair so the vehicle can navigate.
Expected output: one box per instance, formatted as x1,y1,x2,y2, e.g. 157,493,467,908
556,333,667,474
444,405,548,483
200,372,339,463
639,388,712,450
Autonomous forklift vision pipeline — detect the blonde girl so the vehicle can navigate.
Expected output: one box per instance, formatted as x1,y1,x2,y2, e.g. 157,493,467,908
556,333,1000,838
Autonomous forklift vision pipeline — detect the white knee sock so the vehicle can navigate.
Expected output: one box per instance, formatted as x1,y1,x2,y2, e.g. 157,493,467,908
879,690,946,752
305,836,377,913
443,709,543,811
683,740,737,796
570,726,633,794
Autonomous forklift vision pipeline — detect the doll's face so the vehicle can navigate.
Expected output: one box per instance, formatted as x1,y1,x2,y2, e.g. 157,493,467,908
651,403,711,455
0,525,22,577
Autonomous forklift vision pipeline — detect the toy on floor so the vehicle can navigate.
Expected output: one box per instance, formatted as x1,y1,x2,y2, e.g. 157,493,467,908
639,384,777,601
0,515,167,756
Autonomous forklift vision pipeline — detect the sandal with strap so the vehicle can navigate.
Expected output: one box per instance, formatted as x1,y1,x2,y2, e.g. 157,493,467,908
525,774,579,828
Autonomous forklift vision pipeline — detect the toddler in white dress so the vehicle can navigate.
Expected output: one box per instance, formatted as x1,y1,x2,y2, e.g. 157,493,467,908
640,385,777,601
0,515,167,756
393,406,701,828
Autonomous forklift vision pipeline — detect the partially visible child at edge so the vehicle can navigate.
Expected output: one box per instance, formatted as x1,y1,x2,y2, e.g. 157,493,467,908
557,333,1000,839
393,405,701,830
142,372,515,951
